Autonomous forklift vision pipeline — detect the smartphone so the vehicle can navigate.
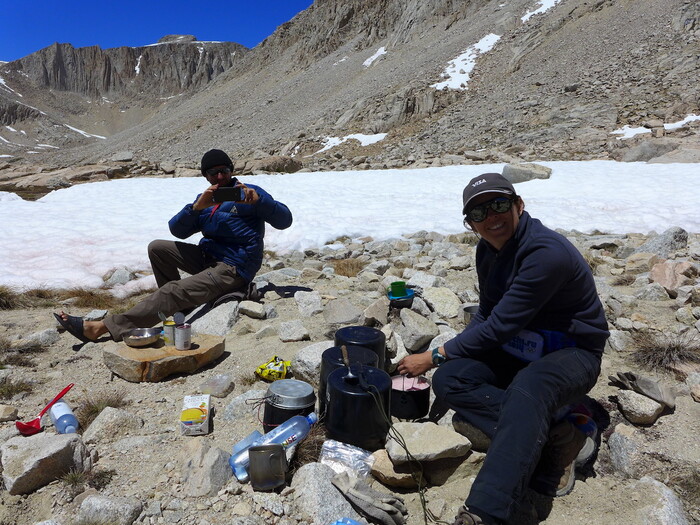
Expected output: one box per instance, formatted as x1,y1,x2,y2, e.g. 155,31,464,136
213,186,244,202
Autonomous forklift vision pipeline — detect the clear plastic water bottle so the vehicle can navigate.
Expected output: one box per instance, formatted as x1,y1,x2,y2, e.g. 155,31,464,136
49,400,79,434
328,519,362,525
229,413,318,481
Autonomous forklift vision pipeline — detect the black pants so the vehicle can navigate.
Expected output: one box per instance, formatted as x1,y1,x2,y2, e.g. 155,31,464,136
432,347,601,521
103,240,247,341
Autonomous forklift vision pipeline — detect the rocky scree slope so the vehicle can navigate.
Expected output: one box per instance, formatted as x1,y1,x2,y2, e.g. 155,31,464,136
0,227,699,524
0,0,698,171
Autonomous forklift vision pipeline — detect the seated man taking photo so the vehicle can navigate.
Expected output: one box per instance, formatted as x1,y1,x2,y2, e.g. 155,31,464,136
55,148,293,343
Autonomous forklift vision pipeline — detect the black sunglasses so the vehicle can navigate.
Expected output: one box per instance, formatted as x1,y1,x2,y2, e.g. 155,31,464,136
465,196,515,223
205,166,232,177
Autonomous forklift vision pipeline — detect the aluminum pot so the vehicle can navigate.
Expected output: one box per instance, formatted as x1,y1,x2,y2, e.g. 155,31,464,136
263,379,315,433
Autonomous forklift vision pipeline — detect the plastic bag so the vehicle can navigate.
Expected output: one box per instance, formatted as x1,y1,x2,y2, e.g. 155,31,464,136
319,439,375,479
255,355,292,381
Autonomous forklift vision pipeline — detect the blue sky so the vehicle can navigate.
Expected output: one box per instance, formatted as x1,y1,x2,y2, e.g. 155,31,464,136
0,0,314,63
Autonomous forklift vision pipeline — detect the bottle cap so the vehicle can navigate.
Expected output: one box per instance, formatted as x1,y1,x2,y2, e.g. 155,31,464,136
232,464,249,482
306,412,318,425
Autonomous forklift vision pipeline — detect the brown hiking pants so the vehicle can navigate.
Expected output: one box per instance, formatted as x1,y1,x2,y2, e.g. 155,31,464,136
103,239,247,341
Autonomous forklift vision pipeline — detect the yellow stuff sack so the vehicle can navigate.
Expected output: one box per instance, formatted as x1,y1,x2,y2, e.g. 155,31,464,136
255,355,291,381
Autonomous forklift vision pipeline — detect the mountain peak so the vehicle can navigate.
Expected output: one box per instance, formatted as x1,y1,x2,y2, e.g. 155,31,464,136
157,35,198,44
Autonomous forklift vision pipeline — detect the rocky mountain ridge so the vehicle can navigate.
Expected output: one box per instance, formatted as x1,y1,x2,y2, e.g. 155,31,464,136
0,0,698,175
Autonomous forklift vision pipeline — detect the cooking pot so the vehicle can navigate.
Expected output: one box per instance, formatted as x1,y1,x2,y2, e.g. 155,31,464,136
319,345,378,417
325,363,391,451
390,375,431,420
263,379,315,433
334,326,386,370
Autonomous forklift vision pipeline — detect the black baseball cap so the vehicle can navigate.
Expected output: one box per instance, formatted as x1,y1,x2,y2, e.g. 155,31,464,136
462,173,516,214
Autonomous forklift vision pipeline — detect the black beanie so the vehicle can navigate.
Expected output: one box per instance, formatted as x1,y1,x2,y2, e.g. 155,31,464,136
200,149,233,175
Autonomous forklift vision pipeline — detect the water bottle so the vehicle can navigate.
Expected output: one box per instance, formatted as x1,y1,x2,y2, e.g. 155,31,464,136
49,400,79,434
229,413,318,481
328,519,362,525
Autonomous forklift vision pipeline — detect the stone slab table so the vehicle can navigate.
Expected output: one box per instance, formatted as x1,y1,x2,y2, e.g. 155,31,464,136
102,334,225,382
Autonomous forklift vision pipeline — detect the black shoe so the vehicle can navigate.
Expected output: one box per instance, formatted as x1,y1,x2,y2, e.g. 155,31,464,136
452,506,501,525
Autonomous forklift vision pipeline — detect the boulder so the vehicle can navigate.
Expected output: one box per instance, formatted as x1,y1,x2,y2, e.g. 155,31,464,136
82,407,145,444
278,320,310,342
180,439,232,497
295,290,324,317
617,390,665,425
239,300,265,319
323,298,362,325
0,433,91,495
371,448,421,488
650,261,698,298
291,340,334,387
190,301,240,336
648,146,700,163
0,404,18,422
110,151,134,162
289,462,362,524
395,309,440,352
386,422,471,464
363,296,390,326
502,162,552,183
77,495,143,525
422,287,462,319
621,140,678,162
246,155,302,174
625,252,661,273
634,227,688,258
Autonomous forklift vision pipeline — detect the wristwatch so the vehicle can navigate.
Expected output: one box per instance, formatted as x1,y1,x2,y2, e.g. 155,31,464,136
431,347,446,367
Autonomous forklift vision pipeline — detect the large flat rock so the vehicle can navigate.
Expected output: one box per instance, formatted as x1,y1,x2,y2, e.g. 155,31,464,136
102,335,225,382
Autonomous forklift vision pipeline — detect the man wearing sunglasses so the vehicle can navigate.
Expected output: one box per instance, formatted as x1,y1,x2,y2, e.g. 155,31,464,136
398,173,608,525
55,149,292,343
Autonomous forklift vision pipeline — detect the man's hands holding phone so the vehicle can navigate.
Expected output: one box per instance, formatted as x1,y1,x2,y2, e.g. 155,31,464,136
213,186,244,202
193,183,258,211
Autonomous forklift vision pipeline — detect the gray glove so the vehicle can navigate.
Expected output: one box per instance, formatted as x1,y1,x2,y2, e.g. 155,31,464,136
331,471,408,525
609,371,676,410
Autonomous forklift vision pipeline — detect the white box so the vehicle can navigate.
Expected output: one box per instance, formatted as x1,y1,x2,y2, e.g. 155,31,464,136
180,394,211,436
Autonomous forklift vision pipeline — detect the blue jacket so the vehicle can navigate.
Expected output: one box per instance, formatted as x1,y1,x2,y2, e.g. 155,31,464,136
168,183,292,282
444,211,609,359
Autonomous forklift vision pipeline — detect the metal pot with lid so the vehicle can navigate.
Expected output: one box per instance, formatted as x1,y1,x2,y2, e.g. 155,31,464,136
263,379,316,433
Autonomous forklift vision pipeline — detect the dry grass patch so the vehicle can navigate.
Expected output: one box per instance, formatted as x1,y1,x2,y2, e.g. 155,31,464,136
333,258,365,277
61,467,116,495
0,286,22,310
0,286,64,309
0,353,36,368
288,421,327,476
56,288,119,310
0,376,34,399
632,331,700,374
75,389,129,429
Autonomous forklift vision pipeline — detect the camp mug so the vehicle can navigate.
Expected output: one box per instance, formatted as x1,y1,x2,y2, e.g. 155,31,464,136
175,323,191,350
248,444,287,491
163,320,176,346
462,304,479,324
389,281,407,296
